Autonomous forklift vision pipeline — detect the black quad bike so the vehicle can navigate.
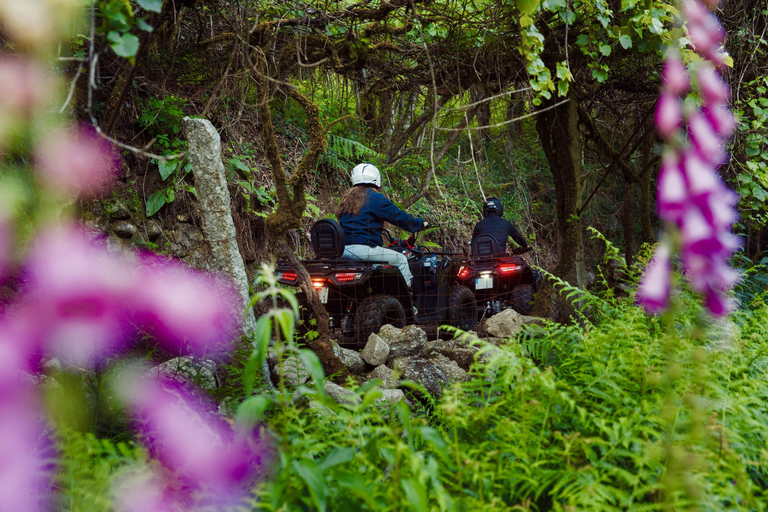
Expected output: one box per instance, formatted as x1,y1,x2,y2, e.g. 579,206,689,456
275,219,478,345
457,234,541,317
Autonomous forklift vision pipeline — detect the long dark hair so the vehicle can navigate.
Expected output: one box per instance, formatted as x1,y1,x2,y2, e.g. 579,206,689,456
337,185,375,216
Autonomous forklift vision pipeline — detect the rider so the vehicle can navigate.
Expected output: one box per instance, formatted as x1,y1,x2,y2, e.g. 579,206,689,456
472,197,529,254
338,163,427,288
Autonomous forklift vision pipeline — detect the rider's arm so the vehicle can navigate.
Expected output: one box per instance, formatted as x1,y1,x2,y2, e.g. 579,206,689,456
506,220,529,248
373,192,424,232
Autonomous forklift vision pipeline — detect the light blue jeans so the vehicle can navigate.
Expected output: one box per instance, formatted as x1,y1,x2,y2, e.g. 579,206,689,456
343,245,413,287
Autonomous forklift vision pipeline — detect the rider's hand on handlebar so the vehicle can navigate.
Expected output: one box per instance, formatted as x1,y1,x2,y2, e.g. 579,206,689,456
422,220,429,230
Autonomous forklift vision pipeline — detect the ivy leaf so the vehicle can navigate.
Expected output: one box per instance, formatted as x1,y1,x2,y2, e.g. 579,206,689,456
592,68,608,82
752,186,767,201
157,160,178,180
109,32,140,58
136,0,163,13
136,17,154,32
619,34,633,49
599,44,612,56
575,34,591,47
146,189,167,216
516,0,540,15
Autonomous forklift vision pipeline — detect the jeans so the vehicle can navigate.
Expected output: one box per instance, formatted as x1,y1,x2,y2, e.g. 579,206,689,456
342,245,413,287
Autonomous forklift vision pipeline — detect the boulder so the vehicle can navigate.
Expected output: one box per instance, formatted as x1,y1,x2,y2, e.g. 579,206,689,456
150,356,219,390
324,381,362,406
112,220,137,239
482,309,543,339
332,343,366,374
361,333,390,366
106,202,131,220
143,220,162,241
392,356,450,399
378,324,427,362
367,364,398,389
426,340,478,371
375,388,406,405
427,352,467,382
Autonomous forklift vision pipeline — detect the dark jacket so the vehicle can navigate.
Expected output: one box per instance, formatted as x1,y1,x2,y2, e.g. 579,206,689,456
472,213,528,254
339,188,423,246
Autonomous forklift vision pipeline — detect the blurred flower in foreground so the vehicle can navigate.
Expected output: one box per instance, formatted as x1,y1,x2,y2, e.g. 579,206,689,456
0,206,10,282
638,0,739,317
0,0,79,51
0,54,50,123
16,223,240,365
117,375,269,510
35,125,120,197
0,338,54,512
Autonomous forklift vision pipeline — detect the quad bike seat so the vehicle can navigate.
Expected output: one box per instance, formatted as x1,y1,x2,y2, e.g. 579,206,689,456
310,219,346,259
471,233,498,258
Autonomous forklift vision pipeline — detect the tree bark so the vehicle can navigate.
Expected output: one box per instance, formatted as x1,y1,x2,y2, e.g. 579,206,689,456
531,92,584,319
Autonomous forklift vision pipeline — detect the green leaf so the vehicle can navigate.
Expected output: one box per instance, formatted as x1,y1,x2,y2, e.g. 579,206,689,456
516,0,540,15
401,479,428,512
752,186,767,201
157,159,178,180
136,17,154,32
146,189,167,216
236,395,272,426
136,0,163,13
109,32,140,58
575,34,591,47
298,349,325,392
228,157,252,175
319,447,357,471
599,44,612,56
294,460,327,512
619,34,633,49
592,68,608,82
243,316,272,396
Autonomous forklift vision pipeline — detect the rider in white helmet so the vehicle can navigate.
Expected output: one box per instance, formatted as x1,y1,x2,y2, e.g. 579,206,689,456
337,163,427,287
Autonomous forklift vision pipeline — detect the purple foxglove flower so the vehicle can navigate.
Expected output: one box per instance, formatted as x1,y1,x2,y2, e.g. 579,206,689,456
0,371,54,512
22,225,135,366
0,209,9,282
34,124,119,197
636,243,672,313
662,53,690,96
702,104,736,138
683,0,725,44
687,111,726,165
119,376,268,507
656,91,684,140
657,150,688,223
0,54,50,119
696,63,730,105
130,261,239,356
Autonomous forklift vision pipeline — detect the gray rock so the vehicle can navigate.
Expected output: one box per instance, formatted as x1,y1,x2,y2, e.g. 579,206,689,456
112,220,137,239
375,388,405,405
392,356,450,399
427,352,468,382
378,324,427,362
143,220,162,241
367,364,398,389
106,202,131,220
324,381,362,405
271,353,311,387
332,343,366,374
482,309,542,339
361,333,390,366
426,339,478,371
150,356,219,390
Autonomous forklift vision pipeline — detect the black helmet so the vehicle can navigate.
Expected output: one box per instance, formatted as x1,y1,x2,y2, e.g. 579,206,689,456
482,197,503,217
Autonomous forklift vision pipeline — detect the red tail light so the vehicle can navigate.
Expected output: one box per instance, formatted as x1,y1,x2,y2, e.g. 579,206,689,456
457,266,470,279
279,271,297,282
312,279,325,288
335,272,362,282
498,264,521,275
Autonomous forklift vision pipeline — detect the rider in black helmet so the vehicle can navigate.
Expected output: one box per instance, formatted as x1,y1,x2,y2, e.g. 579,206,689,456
472,197,528,254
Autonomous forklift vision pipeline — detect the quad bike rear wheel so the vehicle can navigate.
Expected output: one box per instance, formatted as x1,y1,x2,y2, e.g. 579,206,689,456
507,284,534,315
355,295,407,346
449,285,478,332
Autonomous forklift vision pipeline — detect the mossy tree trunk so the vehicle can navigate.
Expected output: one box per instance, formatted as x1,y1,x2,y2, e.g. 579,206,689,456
531,92,584,319
258,71,351,383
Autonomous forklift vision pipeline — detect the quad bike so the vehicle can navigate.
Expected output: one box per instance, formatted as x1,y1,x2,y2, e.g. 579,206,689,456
275,219,477,346
457,233,541,316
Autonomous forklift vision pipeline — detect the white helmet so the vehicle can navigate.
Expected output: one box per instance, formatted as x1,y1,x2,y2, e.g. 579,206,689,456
350,163,381,187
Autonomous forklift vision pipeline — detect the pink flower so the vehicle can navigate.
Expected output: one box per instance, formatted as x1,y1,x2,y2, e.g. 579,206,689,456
0,208,10,282
112,469,178,512
696,63,730,105
637,243,672,313
657,150,688,223
687,110,726,165
702,104,736,137
655,91,684,140
22,225,136,366
130,259,240,357
0,54,50,119
35,124,119,197
118,376,269,508
662,53,690,96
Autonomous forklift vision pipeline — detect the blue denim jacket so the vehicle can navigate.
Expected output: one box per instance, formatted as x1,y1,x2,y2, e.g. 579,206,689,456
339,188,423,246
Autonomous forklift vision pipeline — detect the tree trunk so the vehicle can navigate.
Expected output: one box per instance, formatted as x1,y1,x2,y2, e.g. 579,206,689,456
531,92,584,319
